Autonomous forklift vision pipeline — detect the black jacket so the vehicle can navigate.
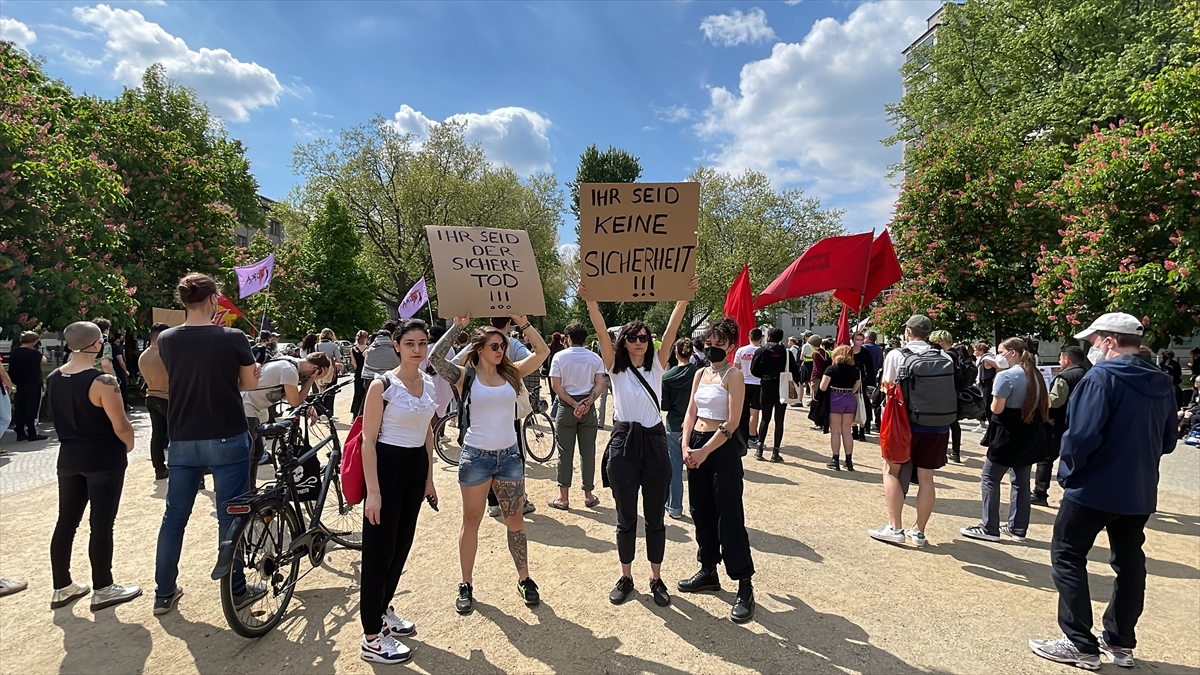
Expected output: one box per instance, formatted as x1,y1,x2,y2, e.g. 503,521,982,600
751,342,800,382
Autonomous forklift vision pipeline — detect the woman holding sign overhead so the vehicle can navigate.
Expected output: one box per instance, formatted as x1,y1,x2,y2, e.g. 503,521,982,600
428,315,549,615
580,275,697,609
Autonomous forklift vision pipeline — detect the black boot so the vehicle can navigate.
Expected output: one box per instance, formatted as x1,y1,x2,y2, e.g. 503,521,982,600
677,566,721,593
755,446,765,461
731,579,755,624
770,448,783,463
826,457,840,471
844,456,854,472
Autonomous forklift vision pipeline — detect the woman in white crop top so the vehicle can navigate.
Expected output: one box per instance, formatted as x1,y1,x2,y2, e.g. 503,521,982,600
428,313,548,614
358,320,439,662
681,318,756,624
581,274,696,609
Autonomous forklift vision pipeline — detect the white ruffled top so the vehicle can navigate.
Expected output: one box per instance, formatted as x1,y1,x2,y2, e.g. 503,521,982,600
377,371,438,448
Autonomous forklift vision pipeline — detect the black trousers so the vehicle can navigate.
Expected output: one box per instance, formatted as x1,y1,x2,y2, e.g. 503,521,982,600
687,432,755,580
757,380,787,449
51,467,126,589
949,420,962,456
13,383,41,437
360,443,428,635
608,428,670,565
1051,498,1149,653
1034,457,1056,499
861,389,875,432
350,377,367,417
146,396,169,473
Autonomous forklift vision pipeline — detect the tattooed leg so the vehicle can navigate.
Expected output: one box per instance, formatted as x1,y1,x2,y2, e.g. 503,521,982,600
507,528,529,578
493,478,525,518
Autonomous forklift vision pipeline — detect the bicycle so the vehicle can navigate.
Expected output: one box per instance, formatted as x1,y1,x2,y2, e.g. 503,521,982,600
431,374,557,465
212,380,360,638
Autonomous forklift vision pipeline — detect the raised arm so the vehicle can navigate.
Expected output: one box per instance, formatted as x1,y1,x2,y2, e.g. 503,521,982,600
580,282,615,370
430,316,469,393
511,314,550,377
657,275,699,370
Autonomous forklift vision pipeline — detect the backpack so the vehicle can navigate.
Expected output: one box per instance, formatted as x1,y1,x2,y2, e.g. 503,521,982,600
456,367,477,446
340,376,391,506
898,347,959,427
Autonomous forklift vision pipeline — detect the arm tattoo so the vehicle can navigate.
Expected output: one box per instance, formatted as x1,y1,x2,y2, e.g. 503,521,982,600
507,529,529,572
429,324,464,385
96,374,121,395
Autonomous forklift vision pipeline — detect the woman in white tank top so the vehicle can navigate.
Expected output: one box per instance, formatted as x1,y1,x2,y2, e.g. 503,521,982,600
428,314,549,614
580,274,696,609
680,318,756,624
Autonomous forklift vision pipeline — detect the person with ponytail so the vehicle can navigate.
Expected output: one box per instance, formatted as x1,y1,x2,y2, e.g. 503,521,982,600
960,338,1049,543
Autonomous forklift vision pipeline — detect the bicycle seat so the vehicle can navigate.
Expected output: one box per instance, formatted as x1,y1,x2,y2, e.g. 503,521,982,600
255,419,293,439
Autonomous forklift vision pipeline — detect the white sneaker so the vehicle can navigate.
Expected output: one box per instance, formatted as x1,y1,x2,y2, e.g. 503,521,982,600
868,525,907,544
90,583,142,611
50,582,90,609
969,424,987,434
487,505,501,517
905,528,928,548
382,605,415,637
361,634,411,664
1029,636,1101,671
1001,525,1027,543
1098,635,1135,668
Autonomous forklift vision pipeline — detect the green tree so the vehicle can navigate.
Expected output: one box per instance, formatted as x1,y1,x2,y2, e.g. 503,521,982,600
305,194,385,336
225,231,317,338
290,119,564,318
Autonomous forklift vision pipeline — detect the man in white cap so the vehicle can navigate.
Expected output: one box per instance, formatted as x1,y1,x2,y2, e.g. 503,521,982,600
1029,312,1177,671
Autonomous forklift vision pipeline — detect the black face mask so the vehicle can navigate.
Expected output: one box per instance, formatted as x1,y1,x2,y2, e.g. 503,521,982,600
705,346,727,363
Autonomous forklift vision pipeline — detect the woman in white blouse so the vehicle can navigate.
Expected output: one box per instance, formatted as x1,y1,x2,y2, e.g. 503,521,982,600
357,320,439,665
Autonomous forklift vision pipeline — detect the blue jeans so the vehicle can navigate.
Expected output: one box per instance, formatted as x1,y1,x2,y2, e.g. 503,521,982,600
0,390,10,441
155,433,251,598
665,430,684,513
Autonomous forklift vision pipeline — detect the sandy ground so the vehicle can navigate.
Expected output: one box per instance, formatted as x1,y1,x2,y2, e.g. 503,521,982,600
1,390,1197,675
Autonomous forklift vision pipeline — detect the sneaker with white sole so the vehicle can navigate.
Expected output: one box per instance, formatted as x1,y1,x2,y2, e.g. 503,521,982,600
960,525,1001,542
153,585,184,616
969,424,987,433
1098,635,1135,668
905,528,928,548
50,582,90,609
868,525,907,544
90,583,142,611
487,505,502,518
0,578,28,597
361,634,411,664
522,500,536,515
382,605,415,637
1001,525,1027,542
1029,635,1101,671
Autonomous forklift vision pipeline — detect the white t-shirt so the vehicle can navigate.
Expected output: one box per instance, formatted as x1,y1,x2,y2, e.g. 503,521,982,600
377,371,438,447
801,343,814,360
462,379,519,450
735,344,761,385
880,340,954,384
549,346,605,397
243,358,301,421
609,358,666,427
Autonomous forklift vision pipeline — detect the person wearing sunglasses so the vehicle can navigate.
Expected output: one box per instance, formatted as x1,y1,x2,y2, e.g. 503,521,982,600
579,275,697,609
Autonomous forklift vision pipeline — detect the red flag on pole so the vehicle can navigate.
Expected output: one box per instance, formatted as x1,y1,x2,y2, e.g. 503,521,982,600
215,294,255,336
835,303,851,346
755,233,874,309
723,263,755,357
833,230,903,312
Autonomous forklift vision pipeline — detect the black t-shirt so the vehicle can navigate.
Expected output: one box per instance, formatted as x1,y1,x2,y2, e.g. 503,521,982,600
6,346,43,387
823,363,860,389
159,325,255,441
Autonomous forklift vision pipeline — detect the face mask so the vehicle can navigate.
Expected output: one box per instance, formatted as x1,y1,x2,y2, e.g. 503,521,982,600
1088,345,1106,364
705,346,727,363
993,355,1010,370
853,339,863,346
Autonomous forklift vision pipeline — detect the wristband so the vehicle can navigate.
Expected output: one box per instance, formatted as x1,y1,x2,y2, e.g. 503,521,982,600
519,323,532,332
717,424,732,439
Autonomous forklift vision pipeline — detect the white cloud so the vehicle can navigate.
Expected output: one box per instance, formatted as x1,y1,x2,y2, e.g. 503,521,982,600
1,18,38,49
73,4,284,122
389,104,553,175
655,104,694,123
290,117,331,139
697,1,939,231
785,0,803,5
700,8,777,47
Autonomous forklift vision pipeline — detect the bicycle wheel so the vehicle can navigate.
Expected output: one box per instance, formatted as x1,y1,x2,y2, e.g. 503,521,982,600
220,501,302,638
303,473,362,550
523,411,557,463
433,413,463,466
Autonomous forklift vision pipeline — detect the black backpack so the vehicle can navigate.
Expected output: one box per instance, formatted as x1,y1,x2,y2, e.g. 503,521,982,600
898,347,959,427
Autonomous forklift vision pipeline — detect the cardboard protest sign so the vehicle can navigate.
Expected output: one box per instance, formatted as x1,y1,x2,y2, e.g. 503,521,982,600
426,226,547,318
152,307,186,327
578,182,699,302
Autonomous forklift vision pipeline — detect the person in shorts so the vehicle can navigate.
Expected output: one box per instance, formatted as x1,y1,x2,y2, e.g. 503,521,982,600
734,329,763,449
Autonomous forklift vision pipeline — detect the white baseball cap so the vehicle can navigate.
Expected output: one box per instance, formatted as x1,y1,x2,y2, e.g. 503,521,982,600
1073,312,1144,340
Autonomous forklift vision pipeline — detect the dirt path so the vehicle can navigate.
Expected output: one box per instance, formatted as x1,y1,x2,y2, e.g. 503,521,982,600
1,394,1197,674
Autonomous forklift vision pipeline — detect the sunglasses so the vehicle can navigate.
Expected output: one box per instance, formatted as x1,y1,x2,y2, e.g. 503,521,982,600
625,334,650,344
484,342,505,352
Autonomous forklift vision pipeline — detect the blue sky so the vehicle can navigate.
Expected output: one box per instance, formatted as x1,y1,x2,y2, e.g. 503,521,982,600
1,0,939,247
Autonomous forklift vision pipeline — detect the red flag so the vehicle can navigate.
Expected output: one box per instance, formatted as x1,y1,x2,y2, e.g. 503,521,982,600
215,294,255,336
835,303,851,346
833,230,903,312
723,263,755,358
755,233,873,309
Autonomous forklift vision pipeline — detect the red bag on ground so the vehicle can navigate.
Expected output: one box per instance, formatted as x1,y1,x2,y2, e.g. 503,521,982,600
340,415,366,506
879,385,912,464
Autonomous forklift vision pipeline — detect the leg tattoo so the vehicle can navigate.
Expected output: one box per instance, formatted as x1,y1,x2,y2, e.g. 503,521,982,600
507,528,528,572
493,479,525,518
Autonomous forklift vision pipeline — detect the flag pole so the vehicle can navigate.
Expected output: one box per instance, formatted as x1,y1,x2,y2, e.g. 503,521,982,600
856,228,875,323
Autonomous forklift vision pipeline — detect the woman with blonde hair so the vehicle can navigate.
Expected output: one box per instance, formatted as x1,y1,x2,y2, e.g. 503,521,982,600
429,314,549,613
819,345,860,471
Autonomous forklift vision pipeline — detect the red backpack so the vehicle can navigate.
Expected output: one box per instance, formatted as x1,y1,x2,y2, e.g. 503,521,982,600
340,378,391,506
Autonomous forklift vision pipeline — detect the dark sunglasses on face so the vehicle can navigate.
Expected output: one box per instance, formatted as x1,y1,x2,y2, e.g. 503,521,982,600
625,334,650,344
485,342,505,352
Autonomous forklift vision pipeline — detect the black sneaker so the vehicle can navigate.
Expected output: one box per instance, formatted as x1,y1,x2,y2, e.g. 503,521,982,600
827,458,841,471
152,585,184,616
233,582,267,610
518,577,540,606
455,583,474,614
1031,494,1050,507
949,452,962,464
770,449,783,463
754,448,765,461
844,457,855,472
731,581,755,624
677,566,721,593
609,576,634,605
649,578,671,607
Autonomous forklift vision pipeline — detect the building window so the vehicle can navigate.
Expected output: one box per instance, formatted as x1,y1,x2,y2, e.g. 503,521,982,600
269,219,282,238
791,317,804,327
235,234,248,248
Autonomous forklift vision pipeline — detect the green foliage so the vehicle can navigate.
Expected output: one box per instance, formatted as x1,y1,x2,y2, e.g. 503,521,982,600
566,144,642,235
225,231,317,338
290,119,563,319
305,194,385,337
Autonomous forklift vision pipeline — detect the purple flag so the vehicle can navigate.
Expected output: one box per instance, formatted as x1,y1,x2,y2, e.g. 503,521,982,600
398,277,429,320
235,253,275,299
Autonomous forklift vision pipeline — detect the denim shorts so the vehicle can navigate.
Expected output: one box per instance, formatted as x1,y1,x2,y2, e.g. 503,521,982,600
458,443,524,486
